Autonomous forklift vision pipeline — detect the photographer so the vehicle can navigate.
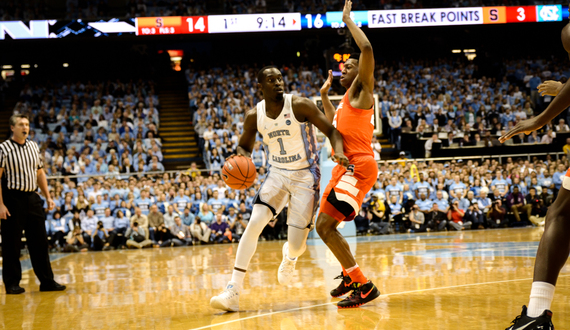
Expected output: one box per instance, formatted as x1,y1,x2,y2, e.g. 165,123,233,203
427,203,448,231
91,220,110,251
230,213,248,242
190,216,211,244
125,221,153,249
447,200,466,231
463,202,485,229
63,227,89,253
528,192,548,226
409,204,427,233
487,199,507,228
368,194,389,235
160,216,192,247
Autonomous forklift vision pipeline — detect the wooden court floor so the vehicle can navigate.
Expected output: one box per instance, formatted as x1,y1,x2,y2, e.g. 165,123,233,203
1,227,570,330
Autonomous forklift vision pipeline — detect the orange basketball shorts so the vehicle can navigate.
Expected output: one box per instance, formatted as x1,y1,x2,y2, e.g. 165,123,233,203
320,155,378,222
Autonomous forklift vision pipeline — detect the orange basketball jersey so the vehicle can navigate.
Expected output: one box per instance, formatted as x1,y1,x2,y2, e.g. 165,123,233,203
332,89,375,159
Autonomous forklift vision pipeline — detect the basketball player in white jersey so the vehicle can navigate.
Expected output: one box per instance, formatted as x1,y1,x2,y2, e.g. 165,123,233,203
210,66,348,312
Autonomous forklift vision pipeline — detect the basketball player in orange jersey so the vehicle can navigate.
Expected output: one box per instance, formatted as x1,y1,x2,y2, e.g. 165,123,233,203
315,0,380,309
499,23,570,330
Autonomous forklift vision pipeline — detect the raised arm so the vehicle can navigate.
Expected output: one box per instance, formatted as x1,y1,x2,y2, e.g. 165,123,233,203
293,96,348,167
342,0,374,90
235,108,258,158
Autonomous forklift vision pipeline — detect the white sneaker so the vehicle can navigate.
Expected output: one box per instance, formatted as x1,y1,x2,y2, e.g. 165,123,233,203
210,281,240,312
278,242,297,285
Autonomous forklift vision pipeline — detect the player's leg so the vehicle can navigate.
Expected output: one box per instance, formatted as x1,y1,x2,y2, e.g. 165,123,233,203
316,158,380,308
210,204,273,311
506,176,570,329
210,169,288,311
277,167,318,285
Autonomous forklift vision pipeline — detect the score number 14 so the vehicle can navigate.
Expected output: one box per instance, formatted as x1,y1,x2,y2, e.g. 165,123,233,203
186,17,206,32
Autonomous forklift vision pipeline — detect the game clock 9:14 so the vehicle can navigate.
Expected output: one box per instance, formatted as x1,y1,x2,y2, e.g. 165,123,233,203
208,13,301,33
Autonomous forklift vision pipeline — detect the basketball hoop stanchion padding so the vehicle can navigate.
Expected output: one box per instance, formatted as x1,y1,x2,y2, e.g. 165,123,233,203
309,147,357,239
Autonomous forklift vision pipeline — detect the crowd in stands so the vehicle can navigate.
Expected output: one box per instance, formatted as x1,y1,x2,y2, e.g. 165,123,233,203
40,153,568,252
356,155,568,234
13,78,164,177
375,57,570,152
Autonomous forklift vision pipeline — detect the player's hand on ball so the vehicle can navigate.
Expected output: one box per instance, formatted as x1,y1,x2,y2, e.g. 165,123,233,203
499,117,543,143
342,0,353,22
538,81,563,96
332,154,349,168
320,70,333,95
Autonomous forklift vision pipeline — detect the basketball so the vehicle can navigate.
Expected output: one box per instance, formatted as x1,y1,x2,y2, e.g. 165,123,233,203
222,155,257,190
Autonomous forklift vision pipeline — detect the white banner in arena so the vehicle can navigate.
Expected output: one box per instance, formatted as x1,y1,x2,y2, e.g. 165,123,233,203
368,7,484,28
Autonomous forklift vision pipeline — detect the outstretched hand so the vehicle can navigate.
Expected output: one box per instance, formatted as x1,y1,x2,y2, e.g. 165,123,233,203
320,70,333,95
499,117,543,143
342,0,352,23
538,80,563,97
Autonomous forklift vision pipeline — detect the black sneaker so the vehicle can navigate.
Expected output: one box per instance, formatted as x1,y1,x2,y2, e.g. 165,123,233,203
506,306,554,330
337,281,381,309
330,273,353,298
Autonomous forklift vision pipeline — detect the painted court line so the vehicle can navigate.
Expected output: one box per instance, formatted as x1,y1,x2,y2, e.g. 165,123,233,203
191,275,570,330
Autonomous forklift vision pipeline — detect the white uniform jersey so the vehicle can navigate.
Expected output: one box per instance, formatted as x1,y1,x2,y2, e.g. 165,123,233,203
256,94,319,171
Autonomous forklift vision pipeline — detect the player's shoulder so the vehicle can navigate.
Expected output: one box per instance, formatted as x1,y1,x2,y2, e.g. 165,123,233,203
291,94,313,108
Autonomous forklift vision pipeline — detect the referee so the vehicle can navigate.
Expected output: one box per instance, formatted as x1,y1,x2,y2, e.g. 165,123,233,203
0,114,65,294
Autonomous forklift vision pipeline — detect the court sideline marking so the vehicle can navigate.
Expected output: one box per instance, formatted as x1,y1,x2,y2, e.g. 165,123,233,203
191,275,570,330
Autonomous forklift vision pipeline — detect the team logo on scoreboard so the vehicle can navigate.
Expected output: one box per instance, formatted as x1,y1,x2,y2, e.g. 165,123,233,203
537,5,562,22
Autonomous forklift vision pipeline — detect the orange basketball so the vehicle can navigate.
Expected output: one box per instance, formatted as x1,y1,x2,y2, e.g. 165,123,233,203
222,155,257,190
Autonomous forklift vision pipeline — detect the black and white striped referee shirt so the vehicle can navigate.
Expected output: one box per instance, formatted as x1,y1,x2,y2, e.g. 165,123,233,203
0,139,43,192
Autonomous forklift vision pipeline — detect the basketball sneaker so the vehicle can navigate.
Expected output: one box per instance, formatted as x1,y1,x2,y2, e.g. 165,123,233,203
210,281,240,312
330,272,353,298
506,306,554,330
337,281,380,309
278,242,297,285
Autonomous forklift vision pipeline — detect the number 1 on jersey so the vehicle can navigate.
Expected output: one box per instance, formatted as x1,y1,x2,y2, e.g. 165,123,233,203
277,137,287,155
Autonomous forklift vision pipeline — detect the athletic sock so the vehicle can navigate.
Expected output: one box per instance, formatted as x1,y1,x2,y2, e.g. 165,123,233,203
342,266,348,277
230,268,246,290
527,281,555,318
346,264,367,285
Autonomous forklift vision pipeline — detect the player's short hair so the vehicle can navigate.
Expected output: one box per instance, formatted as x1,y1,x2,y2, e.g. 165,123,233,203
257,65,279,83
348,53,361,62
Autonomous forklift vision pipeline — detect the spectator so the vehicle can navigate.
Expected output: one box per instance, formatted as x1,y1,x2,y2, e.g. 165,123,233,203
198,203,214,224
147,204,164,242
181,207,195,226
209,211,231,243
163,205,179,228
424,133,440,158
505,186,531,223
64,227,89,253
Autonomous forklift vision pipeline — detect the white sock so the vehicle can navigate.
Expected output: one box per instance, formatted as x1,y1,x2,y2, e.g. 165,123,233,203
230,269,246,290
527,281,555,317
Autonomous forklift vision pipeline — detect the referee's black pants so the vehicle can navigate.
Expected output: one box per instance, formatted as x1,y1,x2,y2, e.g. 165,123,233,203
1,190,55,288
